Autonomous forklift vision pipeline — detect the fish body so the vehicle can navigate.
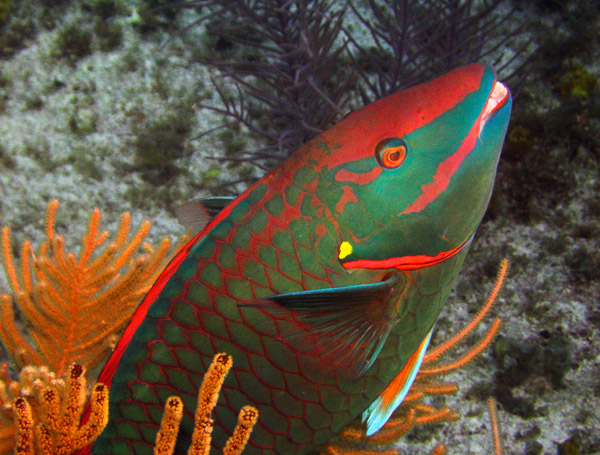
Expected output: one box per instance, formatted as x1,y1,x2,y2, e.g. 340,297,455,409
90,63,511,455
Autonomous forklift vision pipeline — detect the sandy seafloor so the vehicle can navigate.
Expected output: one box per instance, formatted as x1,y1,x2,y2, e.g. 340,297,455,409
0,1,598,454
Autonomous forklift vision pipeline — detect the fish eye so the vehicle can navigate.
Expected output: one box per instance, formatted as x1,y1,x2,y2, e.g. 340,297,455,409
375,138,407,168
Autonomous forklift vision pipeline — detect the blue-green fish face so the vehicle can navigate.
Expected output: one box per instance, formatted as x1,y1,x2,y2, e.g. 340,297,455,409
312,63,512,270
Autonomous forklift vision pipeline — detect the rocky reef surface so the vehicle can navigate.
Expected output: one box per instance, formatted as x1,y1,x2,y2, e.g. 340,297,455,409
0,1,598,454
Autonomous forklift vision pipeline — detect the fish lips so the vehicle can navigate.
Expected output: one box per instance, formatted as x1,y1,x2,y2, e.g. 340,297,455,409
341,235,473,271
479,80,512,136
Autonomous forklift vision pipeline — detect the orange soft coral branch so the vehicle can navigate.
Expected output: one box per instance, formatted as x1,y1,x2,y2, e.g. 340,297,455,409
0,200,181,378
45,200,59,247
0,295,43,368
154,397,184,455
14,291,60,363
78,208,102,268
419,319,501,376
20,241,33,296
364,409,416,444
487,398,503,455
13,397,34,455
110,219,151,272
139,237,175,282
223,406,260,455
189,353,233,455
413,382,458,396
424,259,508,364
1,227,20,295
414,408,459,425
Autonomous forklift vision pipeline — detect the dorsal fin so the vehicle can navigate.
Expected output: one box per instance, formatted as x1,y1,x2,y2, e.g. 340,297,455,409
175,196,236,233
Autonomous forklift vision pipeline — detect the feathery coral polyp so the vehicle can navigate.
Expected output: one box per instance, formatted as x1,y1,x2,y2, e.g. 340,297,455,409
10,364,108,455
152,354,259,455
0,199,182,377
3,355,259,455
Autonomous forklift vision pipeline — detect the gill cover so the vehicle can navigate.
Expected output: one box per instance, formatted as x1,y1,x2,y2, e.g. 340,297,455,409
316,63,512,270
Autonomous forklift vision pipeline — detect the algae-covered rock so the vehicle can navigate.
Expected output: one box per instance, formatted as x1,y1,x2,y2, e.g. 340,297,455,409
0,0,9,24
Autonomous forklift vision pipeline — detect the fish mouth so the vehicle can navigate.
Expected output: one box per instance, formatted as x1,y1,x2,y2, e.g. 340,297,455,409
479,80,510,135
341,236,473,270
387,235,473,270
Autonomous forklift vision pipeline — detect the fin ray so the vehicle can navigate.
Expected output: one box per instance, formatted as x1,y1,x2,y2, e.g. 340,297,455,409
251,275,402,378
175,196,236,233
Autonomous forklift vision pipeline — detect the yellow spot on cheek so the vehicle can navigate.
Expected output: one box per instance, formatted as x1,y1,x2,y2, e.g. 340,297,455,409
338,241,353,259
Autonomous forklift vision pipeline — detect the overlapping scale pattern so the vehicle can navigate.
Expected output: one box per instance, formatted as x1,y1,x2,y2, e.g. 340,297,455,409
93,158,467,455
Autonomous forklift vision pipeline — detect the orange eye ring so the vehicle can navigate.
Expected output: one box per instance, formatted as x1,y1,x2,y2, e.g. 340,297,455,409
375,139,407,168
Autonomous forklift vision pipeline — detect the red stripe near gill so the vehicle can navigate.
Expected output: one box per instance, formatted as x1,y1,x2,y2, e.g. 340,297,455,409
342,240,466,270
336,186,359,213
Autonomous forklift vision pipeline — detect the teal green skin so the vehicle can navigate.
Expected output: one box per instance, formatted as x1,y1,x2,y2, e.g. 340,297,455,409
89,64,511,455
335,69,508,266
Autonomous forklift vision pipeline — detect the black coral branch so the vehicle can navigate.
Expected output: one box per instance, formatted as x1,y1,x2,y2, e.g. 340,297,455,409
191,0,356,167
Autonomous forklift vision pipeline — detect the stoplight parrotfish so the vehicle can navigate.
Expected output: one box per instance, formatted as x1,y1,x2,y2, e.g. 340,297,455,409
86,63,511,455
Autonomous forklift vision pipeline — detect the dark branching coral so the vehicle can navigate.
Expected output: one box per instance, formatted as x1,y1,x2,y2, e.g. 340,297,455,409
189,0,354,172
345,0,531,103
177,0,532,175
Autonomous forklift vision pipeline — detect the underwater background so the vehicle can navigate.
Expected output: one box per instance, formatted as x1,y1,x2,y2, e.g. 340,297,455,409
0,0,598,454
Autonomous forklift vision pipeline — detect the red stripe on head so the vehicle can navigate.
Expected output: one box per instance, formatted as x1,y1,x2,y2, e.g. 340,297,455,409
316,64,486,171
335,167,382,185
336,186,359,213
401,118,480,215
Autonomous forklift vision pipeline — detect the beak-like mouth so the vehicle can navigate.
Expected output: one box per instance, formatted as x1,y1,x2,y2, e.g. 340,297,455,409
479,81,510,135
388,235,473,270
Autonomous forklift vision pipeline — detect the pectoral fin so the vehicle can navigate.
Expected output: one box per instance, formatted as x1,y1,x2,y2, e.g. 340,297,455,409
253,274,402,378
362,328,433,435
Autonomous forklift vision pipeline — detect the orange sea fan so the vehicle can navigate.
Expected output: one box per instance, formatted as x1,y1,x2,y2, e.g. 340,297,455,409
0,200,184,378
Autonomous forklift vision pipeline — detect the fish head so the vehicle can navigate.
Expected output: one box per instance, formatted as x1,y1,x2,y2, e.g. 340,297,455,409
313,63,512,270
